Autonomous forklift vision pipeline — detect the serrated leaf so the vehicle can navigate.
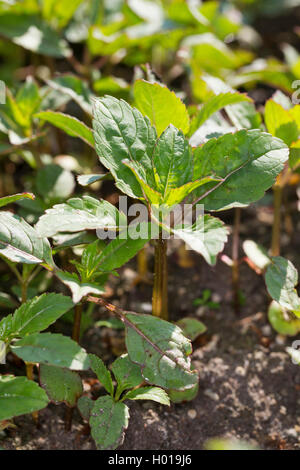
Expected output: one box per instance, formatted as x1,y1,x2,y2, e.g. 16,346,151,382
172,215,228,265
11,333,90,370
0,14,71,57
192,129,289,211
111,354,144,397
0,293,73,342
90,396,129,450
134,79,190,136
0,211,53,265
0,375,49,421
56,271,104,304
176,318,207,341
123,386,170,405
0,192,34,208
93,95,157,199
189,92,252,136
265,100,299,146
47,75,94,115
243,240,271,271
35,112,94,147
89,354,114,396
265,257,300,315
268,301,300,336
40,364,83,407
125,313,198,391
35,196,126,238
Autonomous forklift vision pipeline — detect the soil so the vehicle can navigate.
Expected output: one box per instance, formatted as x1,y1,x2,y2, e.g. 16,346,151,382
1,202,300,451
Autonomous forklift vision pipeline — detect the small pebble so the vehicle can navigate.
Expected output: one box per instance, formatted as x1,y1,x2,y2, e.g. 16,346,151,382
204,389,220,401
276,335,286,345
187,409,197,419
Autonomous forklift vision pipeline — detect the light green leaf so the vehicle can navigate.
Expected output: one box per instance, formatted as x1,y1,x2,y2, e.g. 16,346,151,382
11,333,90,370
0,293,73,342
89,354,114,396
193,129,289,211
0,375,49,421
265,100,299,146
56,271,104,304
40,364,83,407
0,211,53,265
90,396,129,450
134,79,190,136
268,301,300,336
77,174,110,186
42,0,84,29
47,75,94,115
35,196,127,238
189,92,252,136
35,112,94,147
0,14,71,57
265,257,300,315
0,192,34,208
243,240,271,271
123,386,170,405
111,353,144,398
125,313,198,391
172,215,228,265
78,395,94,421
93,95,157,199
168,382,199,404
176,318,207,341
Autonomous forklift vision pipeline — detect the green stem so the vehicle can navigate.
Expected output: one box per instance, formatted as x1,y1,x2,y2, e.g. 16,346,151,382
232,208,241,315
271,185,282,257
152,231,168,320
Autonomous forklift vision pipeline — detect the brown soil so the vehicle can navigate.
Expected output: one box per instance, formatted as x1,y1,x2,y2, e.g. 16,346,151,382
1,203,300,450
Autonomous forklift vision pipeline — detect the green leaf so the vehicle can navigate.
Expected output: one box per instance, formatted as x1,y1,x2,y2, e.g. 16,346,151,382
42,0,84,29
40,364,83,407
176,318,207,341
93,95,157,199
265,100,299,146
0,293,73,342
36,164,75,203
0,14,71,57
90,396,129,450
47,75,94,115
134,79,190,136
56,271,105,304
243,240,271,271
35,196,127,238
168,382,199,404
123,386,170,405
0,375,49,421
16,77,42,126
193,129,289,211
0,192,34,208
35,112,94,148
172,215,228,265
265,257,300,315
11,333,90,370
89,354,114,396
78,395,94,421
93,223,151,274
77,174,110,186
189,92,252,136
125,313,198,391
111,353,144,397
268,301,300,336
0,211,53,265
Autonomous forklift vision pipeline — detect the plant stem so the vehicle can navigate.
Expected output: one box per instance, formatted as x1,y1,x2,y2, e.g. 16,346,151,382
152,231,168,320
137,247,148,281
271,185,282,257
232,207,241,315
72,303,83,344
65,303,83,431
